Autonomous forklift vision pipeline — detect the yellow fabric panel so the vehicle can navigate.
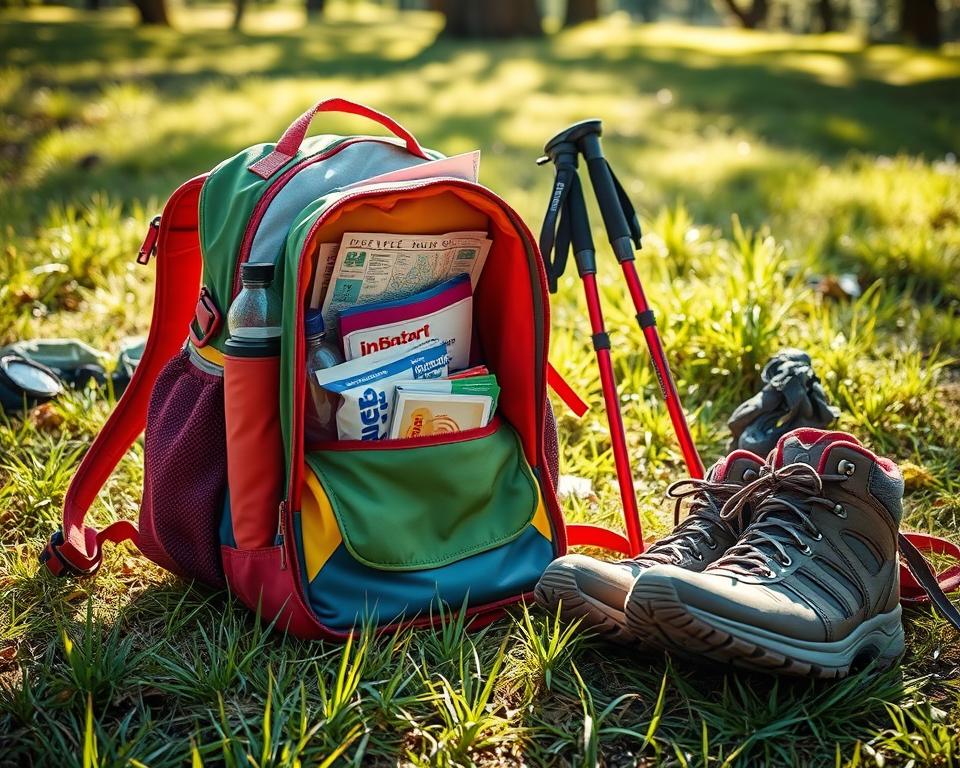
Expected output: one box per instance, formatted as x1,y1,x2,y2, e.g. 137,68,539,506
529,481,553,543
193,342,225,367
301,468,343,580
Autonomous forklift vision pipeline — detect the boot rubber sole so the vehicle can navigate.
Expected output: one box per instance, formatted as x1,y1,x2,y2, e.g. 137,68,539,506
625,579,904,678
534,564,641,646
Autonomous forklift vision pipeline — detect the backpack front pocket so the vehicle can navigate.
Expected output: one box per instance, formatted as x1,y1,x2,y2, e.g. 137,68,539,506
296,419,554,629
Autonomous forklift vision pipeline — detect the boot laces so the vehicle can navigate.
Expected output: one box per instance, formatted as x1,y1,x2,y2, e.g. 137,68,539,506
714,463,848,577
637,476,746,564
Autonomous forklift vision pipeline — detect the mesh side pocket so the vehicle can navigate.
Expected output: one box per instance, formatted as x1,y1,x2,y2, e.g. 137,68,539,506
543,397,560,490
140,349,226,587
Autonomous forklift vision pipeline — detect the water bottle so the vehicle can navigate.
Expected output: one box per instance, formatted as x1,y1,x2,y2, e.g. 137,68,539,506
227,262,282,341
304,309,344,442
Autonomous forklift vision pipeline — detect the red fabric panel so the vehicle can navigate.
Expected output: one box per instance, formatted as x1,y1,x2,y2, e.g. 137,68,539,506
224,354,285,549
222,545,326,637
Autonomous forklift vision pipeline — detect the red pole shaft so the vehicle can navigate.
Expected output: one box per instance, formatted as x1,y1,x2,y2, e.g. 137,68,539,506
581,273,644,555
620,262,705,479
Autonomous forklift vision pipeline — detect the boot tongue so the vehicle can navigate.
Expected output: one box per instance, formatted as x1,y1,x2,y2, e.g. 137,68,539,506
709,449,764,483
773,428,862,469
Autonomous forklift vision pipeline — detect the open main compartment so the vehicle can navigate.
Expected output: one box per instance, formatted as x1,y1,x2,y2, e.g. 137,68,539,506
297,183,542,466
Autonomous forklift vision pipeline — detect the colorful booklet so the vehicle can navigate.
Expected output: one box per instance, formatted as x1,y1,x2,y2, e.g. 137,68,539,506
389,373,499,438
389,392,493,439
339,273,473,371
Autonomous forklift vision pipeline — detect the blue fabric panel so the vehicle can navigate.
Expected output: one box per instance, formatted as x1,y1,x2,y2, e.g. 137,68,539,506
219,492,236,548
296,521,553,631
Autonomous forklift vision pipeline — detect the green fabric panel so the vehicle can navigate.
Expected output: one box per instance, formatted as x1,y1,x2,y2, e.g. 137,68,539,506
279,195,336,473
304,422,538,571
198,135,343,352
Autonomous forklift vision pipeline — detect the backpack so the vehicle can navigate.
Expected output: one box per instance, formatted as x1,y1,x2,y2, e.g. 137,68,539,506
38,98,607,639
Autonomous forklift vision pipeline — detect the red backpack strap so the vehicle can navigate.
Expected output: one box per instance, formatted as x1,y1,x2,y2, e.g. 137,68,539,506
40,175,207,578
898,532,960,629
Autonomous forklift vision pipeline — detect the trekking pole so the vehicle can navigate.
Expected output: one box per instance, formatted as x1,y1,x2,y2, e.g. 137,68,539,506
566,120,705,479
538,135,645,555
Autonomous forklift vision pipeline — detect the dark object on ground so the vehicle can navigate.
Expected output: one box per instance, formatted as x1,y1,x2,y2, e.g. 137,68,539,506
0,338,145,413
727,349,840,456
0,354,62,413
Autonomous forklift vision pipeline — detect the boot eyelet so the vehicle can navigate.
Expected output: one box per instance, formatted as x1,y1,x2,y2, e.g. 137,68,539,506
838,459,856,476
779,556,792,568
706,538,718,550
833,504,847,518
695,552,704,561
801,545,813,556
742,468,758,482
812,532,823,541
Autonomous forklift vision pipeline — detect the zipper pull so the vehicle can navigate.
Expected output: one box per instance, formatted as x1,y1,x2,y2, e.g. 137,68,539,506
137,215,162,264
277,499,287,570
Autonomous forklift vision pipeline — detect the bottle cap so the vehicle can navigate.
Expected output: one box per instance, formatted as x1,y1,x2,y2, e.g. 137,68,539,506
304,309,325,337
240,262,275,284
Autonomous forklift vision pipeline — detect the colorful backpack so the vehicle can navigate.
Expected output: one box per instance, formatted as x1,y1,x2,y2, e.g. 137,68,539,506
38,98,610,640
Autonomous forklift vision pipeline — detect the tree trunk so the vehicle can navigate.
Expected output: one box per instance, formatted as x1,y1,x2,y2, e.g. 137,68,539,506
564,0,599,27
306,0,325,16
816,0,834,32
443,0,543,37
232,0,246,30
899,0,940,48
129,0,170,25
717,0,768,29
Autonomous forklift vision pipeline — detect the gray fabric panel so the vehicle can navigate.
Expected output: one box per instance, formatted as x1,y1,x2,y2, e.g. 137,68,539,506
249,141,438,266
841,531,883,576
792,568,851,615
867,461,904,524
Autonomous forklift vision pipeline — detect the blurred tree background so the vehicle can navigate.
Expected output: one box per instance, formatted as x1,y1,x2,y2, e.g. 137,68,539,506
2,0,958,46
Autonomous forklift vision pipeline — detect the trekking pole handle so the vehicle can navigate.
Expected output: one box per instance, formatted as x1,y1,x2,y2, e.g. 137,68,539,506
250,98,429,178
578,132,636,263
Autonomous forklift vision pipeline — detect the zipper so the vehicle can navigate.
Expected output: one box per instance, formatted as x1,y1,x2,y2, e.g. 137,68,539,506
282,178,556,588
229,137,411,300
277,500,287,570
137,215,162,265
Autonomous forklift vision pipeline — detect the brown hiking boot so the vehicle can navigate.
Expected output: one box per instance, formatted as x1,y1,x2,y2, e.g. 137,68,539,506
534,451,765,644
625,429,907,677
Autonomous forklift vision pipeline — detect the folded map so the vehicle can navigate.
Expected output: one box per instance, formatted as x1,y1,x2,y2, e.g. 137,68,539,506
318,230,491,339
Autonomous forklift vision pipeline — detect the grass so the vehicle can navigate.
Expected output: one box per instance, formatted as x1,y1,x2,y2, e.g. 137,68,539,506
2,2,960,764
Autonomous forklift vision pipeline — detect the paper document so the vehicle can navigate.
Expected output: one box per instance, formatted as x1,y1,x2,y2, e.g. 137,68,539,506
320,231,491,337
309,243,339,309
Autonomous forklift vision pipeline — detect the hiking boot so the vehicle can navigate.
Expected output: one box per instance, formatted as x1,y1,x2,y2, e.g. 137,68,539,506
534,450,765,644
625,429,906,678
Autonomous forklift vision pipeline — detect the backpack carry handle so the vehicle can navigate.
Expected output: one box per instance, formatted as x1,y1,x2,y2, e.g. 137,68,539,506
249,98,430,179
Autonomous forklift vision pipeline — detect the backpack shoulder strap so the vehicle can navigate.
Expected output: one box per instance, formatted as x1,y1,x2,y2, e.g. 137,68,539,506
40,174,208,577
